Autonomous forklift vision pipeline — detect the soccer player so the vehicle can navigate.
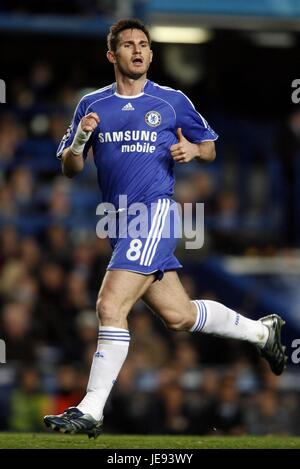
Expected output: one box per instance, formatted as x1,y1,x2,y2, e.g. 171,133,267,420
44,19,287,438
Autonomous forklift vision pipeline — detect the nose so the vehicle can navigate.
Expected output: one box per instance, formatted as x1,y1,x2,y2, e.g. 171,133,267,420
133,43,142,53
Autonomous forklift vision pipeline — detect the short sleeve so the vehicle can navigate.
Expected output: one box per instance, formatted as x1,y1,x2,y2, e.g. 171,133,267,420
56,98,92,159
174,91,218,143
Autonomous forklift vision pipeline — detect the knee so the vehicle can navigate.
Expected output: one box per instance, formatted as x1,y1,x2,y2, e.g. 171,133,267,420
96,295,118,324
165,314,193,332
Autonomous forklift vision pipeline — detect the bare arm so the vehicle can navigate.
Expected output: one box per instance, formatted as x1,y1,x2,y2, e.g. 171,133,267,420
170,128,216,164
61,147,85,178
60,112,100,178
194,140,216,163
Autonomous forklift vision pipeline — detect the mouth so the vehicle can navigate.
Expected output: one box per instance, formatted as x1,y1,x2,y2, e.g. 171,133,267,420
132,57,143,65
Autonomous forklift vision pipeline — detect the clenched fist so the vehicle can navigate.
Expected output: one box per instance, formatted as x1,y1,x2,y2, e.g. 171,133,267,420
70,112,100,156
81,112,100,133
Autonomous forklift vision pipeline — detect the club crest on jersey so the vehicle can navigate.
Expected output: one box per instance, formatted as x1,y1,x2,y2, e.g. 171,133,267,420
145,111,161,127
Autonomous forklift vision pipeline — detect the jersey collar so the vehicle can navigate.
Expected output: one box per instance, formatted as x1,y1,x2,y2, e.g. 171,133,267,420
113,79,149,99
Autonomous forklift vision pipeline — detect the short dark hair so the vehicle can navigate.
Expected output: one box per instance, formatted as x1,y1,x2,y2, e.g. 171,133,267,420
107,18,151,52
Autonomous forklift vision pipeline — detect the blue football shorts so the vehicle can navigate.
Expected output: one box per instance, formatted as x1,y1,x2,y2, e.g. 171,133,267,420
107,198,182,280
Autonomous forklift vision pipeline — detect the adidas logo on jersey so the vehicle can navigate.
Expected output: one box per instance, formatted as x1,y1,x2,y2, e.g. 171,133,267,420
122,102,135,111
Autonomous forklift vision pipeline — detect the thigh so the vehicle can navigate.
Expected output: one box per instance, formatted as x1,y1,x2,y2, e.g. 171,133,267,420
142,270,192,325
99,269,155,314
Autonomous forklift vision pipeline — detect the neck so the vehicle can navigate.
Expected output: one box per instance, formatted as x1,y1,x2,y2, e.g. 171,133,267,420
115,73,147,96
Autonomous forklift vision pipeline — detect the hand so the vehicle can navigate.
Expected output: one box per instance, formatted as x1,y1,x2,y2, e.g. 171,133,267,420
70,112,100,156
170,128,199,163
80,112,100,133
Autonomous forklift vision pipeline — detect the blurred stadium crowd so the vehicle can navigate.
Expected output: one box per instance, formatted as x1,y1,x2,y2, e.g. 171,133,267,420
1,60,300,436
1,13,300,434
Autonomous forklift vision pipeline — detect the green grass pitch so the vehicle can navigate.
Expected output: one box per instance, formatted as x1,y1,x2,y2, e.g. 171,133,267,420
0,433,300,449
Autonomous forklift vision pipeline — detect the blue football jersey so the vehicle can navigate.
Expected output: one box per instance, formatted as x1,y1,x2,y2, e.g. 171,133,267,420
57,80,218,208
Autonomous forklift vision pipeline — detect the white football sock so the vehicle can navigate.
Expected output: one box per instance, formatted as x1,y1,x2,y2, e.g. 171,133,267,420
77,326,130,421
190,299,268,348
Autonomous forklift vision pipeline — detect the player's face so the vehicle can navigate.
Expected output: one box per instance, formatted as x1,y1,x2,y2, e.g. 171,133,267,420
110,29,153,80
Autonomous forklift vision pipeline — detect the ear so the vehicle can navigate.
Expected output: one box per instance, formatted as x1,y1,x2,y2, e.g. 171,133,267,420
107,50,116,64
149,49,153,63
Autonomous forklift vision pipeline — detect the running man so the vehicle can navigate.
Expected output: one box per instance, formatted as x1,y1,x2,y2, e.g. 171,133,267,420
44,19,287,438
